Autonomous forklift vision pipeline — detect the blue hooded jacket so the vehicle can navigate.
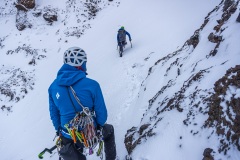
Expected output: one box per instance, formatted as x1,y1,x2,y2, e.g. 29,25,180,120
48,63,107,138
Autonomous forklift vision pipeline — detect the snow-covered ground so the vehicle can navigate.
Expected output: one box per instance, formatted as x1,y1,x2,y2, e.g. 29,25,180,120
1,0,240,160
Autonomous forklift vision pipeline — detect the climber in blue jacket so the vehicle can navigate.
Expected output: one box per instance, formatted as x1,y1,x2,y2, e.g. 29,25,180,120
117,26,131,46
48,47,116,160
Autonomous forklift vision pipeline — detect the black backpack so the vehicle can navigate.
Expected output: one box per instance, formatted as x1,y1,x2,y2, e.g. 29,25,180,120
118,30,126,42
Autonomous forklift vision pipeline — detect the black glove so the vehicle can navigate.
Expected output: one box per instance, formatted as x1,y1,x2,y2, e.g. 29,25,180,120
53,130,60,141
56,126,61,136
97,125,103,136
97,125,103,131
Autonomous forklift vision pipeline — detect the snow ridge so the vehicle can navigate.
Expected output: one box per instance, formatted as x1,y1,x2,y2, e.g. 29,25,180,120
125,1,240,159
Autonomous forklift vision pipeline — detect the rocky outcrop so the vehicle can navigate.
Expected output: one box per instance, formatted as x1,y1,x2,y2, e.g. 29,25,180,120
16,0,35,9
223,0,234,12
17,0,35,9
208,0,238,57
208,33,222,43
124,124,154,154
43,9,58,23
202,148,214,160
204,65,240,154
14,0,36,31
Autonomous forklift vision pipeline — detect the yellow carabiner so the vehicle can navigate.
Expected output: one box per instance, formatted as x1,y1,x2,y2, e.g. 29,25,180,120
75,131,83,143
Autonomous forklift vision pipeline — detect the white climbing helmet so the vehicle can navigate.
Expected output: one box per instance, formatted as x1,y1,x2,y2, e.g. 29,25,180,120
63,47,87,66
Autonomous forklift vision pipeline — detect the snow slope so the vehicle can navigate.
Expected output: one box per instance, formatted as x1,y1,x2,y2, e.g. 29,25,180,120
124,1,240,160
2,0,239,160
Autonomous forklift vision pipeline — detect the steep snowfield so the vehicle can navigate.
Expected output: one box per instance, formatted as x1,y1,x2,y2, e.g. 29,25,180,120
1,0,238,160
124,1,240,160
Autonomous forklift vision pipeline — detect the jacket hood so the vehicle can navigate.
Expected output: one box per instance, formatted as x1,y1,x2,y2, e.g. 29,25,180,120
56,64,86,86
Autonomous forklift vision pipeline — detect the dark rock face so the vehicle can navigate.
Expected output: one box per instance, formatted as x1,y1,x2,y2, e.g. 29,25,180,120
15,3,28,11
202,148,214,160
17,0,35,9
223,0,234,12
43,10,58,23
124,127,138,155
124,124,154,155
14,0,35,31
207,0,238,57
214,2,237,32
186,31,199,48
204,65,240,154
208,33,222,43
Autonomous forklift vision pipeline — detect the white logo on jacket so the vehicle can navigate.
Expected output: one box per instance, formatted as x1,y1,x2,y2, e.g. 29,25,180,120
56,92,60,99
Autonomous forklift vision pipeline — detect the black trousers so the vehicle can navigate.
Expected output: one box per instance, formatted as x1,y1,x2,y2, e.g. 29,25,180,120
118,41,127,46
61,124,116,160
102,124,117,160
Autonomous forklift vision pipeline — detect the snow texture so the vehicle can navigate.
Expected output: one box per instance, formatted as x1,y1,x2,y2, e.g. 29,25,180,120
1,0,240,160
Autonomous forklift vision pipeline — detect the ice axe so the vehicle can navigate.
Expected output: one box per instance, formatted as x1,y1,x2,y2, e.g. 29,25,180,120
38,145,57,159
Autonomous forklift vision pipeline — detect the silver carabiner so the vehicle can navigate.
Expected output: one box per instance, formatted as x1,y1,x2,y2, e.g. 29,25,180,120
83,107,91,116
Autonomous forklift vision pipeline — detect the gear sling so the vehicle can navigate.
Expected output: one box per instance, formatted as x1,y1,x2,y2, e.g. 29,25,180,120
56,86,104,160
